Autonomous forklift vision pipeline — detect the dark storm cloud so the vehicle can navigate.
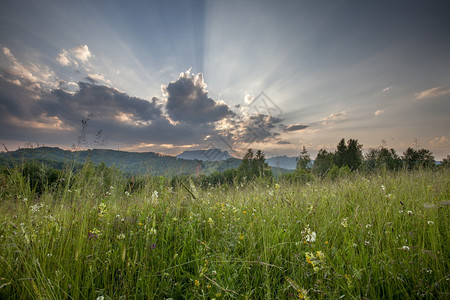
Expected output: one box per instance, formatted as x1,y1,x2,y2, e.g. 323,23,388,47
0,76,213,146
230,114,283,144
44,82,163,126
284,124,309,132
164,71,234,124
276,140,291,145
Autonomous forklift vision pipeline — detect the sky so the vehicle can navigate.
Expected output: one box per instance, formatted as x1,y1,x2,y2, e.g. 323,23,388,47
1,0,449,160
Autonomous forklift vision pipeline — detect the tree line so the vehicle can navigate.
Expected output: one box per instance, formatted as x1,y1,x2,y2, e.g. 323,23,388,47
286,138,447,182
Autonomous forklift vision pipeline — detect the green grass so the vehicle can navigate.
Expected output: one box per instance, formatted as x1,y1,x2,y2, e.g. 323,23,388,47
0,166,449,299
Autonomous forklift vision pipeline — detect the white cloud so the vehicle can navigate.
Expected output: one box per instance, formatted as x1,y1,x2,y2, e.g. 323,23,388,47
415,86,450,100
56,49,71,66
55,45,92,67
321,111,347,125
87,73,111,84
2,47,57,89
374,110,384,116
382,86,392,93
429,136,449,148
72,45,92,63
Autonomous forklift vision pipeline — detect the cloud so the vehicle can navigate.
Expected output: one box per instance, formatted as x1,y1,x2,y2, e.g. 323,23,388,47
56,45,92,67
382,86,392,93
415,86,450,100
284,124,309,132
56,49,71,66
0,60,286,152
1,47,57,90
163,70,235,124
0,76,213,147
374,110,384,116
72,45,92,63
321,111,347,126
86,73,111,85
276,140,291,145
429,136,449,148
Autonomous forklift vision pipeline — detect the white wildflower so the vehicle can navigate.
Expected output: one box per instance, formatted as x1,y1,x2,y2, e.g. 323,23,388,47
151,190,159,203
427,220,434,225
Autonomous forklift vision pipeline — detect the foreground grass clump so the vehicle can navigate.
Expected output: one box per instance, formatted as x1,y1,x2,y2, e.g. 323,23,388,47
0,166,449,299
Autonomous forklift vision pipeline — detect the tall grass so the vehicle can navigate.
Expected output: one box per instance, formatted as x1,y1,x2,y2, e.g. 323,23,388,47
0,165,449,299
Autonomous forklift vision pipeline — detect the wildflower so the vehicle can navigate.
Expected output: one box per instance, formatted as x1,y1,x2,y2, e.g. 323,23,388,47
96,296,104,300
207,284,212,289
88,228,101,239
402,246,410,251
381,185,386,191
151,243,156,249
301,225,316,243
138,222,143,226
427,220,434,225
98,203,107,218
116,233,125,240
149,227,157,235
340,218,348,228
325,241,329,245
365,224,372,229
407,210,413,216
216,292,222,297
243,210,247,214
298,288,310,299
398,210,404,214
194,280,199,286
305,251,324,272
207,217,214,227
364,241,370,246
151,190,158,203
239,235,244,240
124,191,130,197
316,251,325,261
275,183,280,190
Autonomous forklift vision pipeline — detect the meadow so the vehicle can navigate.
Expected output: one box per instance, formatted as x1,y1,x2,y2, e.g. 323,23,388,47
0,164,449,299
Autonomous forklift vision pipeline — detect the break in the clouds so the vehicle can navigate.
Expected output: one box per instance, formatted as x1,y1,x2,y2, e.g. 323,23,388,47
374,110,384,116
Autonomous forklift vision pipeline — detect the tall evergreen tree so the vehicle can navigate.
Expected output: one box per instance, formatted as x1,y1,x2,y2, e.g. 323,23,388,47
312,149,335,177
297,146,311,170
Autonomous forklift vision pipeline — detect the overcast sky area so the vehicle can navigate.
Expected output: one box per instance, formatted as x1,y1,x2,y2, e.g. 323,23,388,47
1,0,449,159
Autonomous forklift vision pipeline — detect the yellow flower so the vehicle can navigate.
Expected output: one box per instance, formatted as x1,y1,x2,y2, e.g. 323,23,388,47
194,280,199,286
240,235,244,240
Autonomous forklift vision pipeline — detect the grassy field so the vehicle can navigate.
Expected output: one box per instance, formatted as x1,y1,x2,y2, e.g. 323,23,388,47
0,165,449,299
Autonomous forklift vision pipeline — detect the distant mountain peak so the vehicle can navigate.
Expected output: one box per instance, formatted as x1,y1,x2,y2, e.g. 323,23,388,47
176,148,233,162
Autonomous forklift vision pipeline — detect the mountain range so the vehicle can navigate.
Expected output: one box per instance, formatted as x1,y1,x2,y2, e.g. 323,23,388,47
0,147,295,176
